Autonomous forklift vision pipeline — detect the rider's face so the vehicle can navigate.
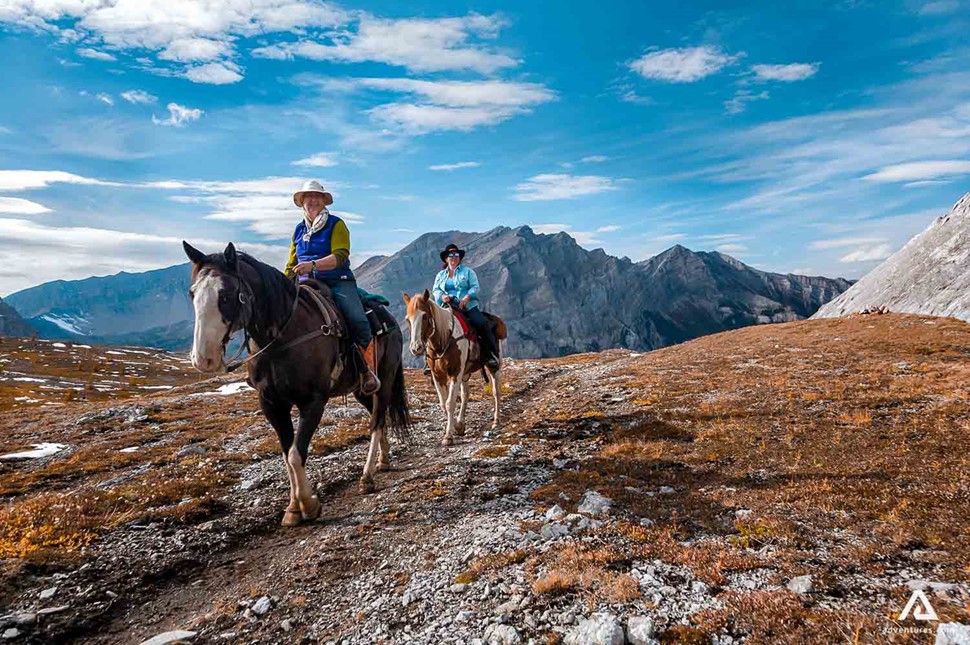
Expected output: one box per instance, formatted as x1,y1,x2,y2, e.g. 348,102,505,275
303,193,325,218
446,253,461,269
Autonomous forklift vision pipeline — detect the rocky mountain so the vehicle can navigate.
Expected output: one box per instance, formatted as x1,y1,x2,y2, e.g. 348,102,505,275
3,226,850,356
814,193,970,321
4,263,193,349
0,298,34,337
355,226,851,359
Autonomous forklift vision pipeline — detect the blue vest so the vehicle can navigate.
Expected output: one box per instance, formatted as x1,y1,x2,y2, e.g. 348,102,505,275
293,215,353,282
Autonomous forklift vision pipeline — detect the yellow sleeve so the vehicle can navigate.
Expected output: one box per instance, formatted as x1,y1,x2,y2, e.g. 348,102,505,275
331,219,350,265
283,237,298,277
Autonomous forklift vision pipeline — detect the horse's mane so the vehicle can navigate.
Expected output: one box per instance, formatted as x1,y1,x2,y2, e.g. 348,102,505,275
237,252,296,336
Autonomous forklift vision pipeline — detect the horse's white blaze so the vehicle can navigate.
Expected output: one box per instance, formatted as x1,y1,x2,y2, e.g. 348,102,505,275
190,273,230,372
408,311,425,355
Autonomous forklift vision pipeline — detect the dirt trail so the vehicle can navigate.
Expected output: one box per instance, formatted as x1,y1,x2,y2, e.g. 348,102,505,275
87,359,586,644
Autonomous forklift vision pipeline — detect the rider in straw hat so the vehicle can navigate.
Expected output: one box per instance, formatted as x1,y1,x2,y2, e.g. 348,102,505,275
285,180,380,395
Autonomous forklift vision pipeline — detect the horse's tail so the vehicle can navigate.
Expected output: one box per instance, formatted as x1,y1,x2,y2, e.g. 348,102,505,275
388,359,412,441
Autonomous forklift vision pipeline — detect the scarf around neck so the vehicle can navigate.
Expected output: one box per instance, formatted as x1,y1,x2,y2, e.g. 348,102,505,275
302,208,330,242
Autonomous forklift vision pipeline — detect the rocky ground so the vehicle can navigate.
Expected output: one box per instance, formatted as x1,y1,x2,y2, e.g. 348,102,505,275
1,314,970,644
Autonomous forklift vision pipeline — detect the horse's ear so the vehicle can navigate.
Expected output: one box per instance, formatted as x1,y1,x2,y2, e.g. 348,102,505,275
422,288,431,301
183,241,206,266
403,292,411,305
224,243,238,271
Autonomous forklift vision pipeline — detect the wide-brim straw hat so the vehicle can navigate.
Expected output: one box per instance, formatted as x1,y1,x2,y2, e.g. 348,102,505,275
293,179,334,208
440,243,466,262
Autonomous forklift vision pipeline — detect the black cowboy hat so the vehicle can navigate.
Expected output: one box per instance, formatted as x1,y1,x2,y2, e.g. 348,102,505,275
439,243,466,262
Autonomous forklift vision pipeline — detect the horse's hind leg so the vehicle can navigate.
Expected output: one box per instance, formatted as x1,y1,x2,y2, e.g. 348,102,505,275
355,390,386,492
489,369,502,430
292,398,326,521
260,397,301,527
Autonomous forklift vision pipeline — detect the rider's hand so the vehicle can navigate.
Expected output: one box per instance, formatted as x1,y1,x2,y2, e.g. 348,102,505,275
460,295,471,309
441,295,452,304
293,261,314,276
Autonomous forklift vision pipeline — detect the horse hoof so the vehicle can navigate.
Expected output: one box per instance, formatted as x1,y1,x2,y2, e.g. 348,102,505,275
377,461,390,472
301,495,322,521
359,478,376,494
442,436,454,446
455,422,466,436
281,509,302,527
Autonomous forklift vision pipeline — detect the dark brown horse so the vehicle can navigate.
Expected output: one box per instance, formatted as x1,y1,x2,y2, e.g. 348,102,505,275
183,242,410,526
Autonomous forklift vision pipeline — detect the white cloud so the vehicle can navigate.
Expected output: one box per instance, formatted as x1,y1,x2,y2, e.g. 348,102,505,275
809,236,888,250
918,0,960,15
512,174,621,201
0,217,287,295
725,90,769,114
252,13,517,74
751,63,820,82
700,233,746,242
120,89,157,104
596,225,620,232
863,160,970,182
839,244,893,263
184,61,242,84
96,92,114,106
581,155,609,163
152,102,204,127
629,46,739,83
292,152,339,167
0,170,115,191
311,76,555,135
716,243,749,255
0,197,50,214
77,47,115,61
429,161,480,171
653,233,687,243
158,37,231,62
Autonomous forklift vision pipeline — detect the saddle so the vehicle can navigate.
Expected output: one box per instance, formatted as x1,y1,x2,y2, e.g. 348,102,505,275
450,308,504,341
301,279,397,339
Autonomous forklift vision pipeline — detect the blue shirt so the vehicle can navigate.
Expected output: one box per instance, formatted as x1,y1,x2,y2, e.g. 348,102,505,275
433,264,481,310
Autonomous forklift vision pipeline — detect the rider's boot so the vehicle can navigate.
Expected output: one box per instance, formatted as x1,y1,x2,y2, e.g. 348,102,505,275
359,340,381,395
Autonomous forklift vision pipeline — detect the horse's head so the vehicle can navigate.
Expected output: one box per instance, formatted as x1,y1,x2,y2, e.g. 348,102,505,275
403,289,436,356
183,241,252,373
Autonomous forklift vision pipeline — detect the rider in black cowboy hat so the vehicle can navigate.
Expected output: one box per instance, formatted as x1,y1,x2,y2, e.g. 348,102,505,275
431,243,500,370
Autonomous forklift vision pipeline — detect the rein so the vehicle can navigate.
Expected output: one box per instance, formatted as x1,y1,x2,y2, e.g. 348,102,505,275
224,277,340,373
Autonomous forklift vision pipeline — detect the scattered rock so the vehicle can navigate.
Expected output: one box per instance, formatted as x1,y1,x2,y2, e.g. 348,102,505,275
176,445,207,457
39,587,57,600
540,523,569,540
658,486,675,495
494,600,520,617
450,583,468,594
787,575,813,594
936,623,970,645
545,504,567,522
577,491,612,516
626,616,655,645
483,623,521,644
139,631,198,645
565,613,625,645
280,619,293,633
735,509,753,519
238,479,261,492
251,596,271,616
907,579,958,594
2,628,20,641
36,606,69,616
552,458,568,469
639,518,654,527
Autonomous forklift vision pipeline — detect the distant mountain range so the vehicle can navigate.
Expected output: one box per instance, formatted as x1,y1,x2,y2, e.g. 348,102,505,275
0,297,34,338
814,193,970,322
4,264,193,349
2,226,852,357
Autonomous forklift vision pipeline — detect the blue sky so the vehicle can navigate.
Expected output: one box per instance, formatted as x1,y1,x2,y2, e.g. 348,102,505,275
1,0,969,295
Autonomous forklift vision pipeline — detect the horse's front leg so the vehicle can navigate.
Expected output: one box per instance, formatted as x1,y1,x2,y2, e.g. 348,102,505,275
455,379,469,436
291,397,326,521
260,396,301,527
432,368,447,414
443,377,460,446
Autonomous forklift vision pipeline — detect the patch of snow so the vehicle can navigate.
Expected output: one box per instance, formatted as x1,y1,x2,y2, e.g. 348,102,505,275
39,314,89,335
0,443,68,461
12,377,46,383
51,342,66,348
191,382,253,397
119,447,140,453
140,385,174,390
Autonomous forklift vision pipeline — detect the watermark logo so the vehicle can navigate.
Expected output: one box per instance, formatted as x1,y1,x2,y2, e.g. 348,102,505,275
898,589,939,622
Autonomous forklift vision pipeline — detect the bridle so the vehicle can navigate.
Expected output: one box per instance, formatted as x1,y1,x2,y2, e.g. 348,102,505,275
419,298,456,362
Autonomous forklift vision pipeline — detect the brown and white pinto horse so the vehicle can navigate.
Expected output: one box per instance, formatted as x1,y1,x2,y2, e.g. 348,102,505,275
184,241,410,526
403,289,506,445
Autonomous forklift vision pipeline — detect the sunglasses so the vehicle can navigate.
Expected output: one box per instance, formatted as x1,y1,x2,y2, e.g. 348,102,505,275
447,252,461,258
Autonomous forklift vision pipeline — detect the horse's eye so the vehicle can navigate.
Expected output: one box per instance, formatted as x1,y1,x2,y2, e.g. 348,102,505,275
188,289,195,300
